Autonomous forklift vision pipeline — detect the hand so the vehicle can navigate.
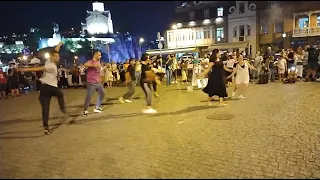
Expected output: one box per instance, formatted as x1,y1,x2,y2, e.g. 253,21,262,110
59,41,64,45
226,75,231,79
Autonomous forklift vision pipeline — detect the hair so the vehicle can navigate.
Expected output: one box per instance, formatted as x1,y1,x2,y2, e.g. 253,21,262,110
93,50,101,55
141,53,149,61
49,50,59,57
129,57,135,62
209,49,220,62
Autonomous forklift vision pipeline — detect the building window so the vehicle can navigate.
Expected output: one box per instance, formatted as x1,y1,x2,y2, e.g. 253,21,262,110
268,1,276,8
239,25,245,36
168,35,172,42
217,7,223,17
260,21,268,34
189,12,195,21
317,16,320,27
204,10,210,19
207,30,211,38
299,18,309,28
233,26,237,37
204,31,208,39
239,3,245,14
247,25,251,36
192,32,194,40
274,20,283,33
217,27,224,39
196,32,201,39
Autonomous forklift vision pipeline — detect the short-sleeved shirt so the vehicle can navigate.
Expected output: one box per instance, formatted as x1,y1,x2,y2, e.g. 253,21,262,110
86,59,101,84
0,72,7,84
40,59,58,87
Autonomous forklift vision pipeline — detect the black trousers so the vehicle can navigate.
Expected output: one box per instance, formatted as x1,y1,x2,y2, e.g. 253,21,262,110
39,84,66,128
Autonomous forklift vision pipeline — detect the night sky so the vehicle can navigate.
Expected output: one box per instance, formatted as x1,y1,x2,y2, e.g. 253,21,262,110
0,1,176,41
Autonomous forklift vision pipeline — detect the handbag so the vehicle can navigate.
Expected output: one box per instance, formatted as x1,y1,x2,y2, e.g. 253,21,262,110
144,71,156,82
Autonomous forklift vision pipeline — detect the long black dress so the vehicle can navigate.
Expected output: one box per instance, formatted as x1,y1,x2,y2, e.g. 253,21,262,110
203,60,228,98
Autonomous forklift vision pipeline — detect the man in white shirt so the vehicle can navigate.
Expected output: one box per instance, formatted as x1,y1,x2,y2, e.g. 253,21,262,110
252,51,263,80
20,42,66,135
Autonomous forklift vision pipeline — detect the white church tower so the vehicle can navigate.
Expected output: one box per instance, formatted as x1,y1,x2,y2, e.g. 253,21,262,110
81,1,114,35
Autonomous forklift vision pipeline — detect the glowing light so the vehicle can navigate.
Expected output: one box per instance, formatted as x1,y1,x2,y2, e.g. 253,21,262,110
76,44,82,49
44,53,50,59
177,23,182,28
22,55,27,61
139,38,144,43
87,23,108,34
172,25,177,30
74,56,78,59
203,19,211,24
282,33,286,38
189,21,196,26
215,17,223,24
92,2,105,12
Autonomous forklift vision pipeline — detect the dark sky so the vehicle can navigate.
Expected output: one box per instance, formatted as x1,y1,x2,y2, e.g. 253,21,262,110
0,1,176,41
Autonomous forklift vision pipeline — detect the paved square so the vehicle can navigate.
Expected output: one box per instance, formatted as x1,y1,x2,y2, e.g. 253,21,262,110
1,82,320,178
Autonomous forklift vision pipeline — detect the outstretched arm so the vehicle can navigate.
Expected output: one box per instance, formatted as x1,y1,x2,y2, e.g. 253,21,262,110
55,42,64,52
20,67,46,72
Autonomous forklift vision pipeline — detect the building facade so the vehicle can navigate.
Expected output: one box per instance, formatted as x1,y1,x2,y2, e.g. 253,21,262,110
228,1,258,56
81,1,114,35
161,1,230,56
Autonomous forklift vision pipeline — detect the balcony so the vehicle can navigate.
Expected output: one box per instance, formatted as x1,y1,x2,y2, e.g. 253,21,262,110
293,27,320,37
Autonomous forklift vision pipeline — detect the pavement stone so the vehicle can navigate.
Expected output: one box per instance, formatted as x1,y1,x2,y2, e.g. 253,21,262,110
0,81,320,178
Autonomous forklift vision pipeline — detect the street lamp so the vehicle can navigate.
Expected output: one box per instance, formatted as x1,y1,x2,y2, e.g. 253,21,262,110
282,33,286,38
22,55,27,61
74,56,78,64
139,38,144,52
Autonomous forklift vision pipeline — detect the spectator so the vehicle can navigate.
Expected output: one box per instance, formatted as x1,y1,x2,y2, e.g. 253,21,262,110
0,68,7,99
305,45,320,81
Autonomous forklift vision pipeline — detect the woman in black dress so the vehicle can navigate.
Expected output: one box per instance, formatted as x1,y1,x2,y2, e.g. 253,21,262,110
8,67,20,97
203,49,233,107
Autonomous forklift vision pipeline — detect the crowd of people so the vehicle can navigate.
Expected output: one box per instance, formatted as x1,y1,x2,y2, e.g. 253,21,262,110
1,41,319,135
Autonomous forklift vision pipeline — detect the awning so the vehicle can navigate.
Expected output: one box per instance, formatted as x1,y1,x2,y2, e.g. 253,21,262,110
146,47,198,55
207,41,250,51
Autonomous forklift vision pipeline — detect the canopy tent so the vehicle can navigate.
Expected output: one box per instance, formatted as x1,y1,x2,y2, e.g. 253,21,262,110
206,41,250,51
146,47,198,55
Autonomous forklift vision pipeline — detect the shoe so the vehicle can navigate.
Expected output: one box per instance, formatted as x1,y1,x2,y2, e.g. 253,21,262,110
83,110,89,116
94,108,102,113
118,97,125,104
154,92,159,97
125,99,132,103
44,128,51,135
238,95,245,99
142,108,158,114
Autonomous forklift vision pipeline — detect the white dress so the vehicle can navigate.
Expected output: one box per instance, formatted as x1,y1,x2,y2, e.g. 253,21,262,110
235,61,250,85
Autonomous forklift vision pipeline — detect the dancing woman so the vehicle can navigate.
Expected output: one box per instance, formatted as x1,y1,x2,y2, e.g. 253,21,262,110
203,49,233,106
227,55,256,99
140,53,157,113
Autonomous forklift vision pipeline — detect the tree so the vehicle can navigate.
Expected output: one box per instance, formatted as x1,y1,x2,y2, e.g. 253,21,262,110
77,39,92,58
64,39,77,53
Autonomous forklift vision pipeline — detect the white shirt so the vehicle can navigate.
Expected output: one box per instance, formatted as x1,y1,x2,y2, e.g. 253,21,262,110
278,58,287,70
254,55,263,68
79,66,86,75
226,59,236,68
100,66,105,76
40,59,58,87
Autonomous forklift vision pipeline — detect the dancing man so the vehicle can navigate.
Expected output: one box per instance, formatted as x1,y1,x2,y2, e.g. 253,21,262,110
83,50,105,116
19,42,66,135
119,58,136,103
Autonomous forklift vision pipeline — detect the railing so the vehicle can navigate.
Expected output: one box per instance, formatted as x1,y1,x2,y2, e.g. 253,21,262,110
293,27,320,37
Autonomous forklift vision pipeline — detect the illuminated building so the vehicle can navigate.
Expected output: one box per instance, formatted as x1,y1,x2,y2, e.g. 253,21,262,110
81,1,114,35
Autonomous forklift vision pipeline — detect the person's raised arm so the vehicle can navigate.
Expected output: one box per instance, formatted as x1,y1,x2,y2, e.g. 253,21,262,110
54,42,64,52
19,66,46,72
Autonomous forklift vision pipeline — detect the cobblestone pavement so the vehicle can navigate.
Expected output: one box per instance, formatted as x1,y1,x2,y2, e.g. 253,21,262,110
1,81,320,178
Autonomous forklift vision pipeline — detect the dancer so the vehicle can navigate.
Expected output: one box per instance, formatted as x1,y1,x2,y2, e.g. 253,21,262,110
227,55,256,99
140,53,157,113
203,49,232,106
19,42,66,135
83,51,106,116
119,58,136,103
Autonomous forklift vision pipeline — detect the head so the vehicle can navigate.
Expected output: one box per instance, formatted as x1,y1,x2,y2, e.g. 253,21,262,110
267,47,272,52
93,51,102,61
49,50,60,63
136,60,141,65
111,61,115,64
59,64,63,68
209,49,220,62
238,55,244,62
129,58,135,65
141,53,149,63
256,51,260,56
125,60,129,64
100,62,105,66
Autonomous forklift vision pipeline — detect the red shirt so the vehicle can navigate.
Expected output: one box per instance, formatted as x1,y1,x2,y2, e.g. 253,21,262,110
0,72,7,84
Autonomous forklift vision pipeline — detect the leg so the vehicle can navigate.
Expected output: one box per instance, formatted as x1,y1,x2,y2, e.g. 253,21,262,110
83,83,96,111
143,83,152,107
242,83,249,97
166,70,170,86
126,82,136,99
219,97,227,106
95,83,105,109
39,84,52,129
53,87,66,114
207,96,212,106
